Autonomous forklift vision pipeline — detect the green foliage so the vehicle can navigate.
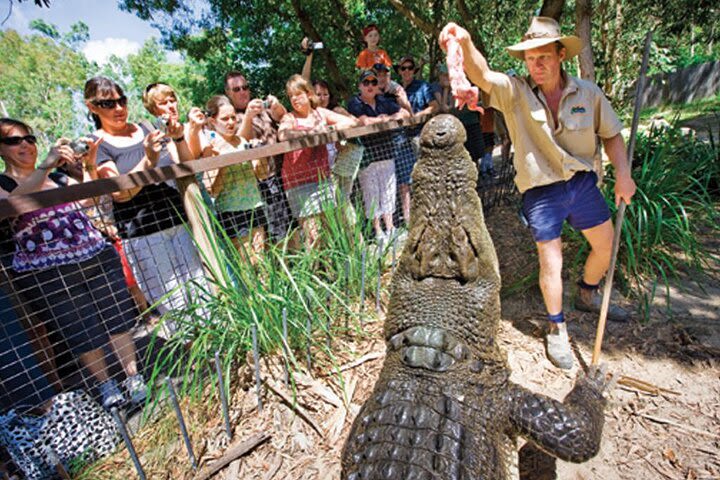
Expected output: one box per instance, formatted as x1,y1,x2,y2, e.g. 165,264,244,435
118,0,719,113
97,38,208,123
593,0,720,109
603,122,719,317
0,21,209,161
119,0,544,105
146,196,383,400
639,93,720,123
0,27,90,151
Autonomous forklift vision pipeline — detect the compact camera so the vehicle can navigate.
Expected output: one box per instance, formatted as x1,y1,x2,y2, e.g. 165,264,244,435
154,116,169,133
301,41,324,55
69,140,90,156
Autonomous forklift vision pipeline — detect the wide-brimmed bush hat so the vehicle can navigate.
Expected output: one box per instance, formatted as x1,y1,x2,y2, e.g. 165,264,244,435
506,16,583,60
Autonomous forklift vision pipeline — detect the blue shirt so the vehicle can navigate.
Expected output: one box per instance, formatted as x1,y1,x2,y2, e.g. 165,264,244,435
404,79,435,114
347,94,403,167
347,93,401,118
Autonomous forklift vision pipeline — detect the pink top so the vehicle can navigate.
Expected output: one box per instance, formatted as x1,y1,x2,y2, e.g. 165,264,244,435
281,110,330,190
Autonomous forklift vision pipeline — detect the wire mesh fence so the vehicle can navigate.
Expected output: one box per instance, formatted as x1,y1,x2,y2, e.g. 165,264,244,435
0,115,515,479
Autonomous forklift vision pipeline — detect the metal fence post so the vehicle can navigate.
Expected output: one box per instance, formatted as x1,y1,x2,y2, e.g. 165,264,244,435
111,408,147,480
251,324,263,412
214,351,233,439
165,378,197,469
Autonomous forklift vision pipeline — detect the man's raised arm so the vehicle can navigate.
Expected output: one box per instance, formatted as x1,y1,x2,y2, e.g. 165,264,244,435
439,23,504,95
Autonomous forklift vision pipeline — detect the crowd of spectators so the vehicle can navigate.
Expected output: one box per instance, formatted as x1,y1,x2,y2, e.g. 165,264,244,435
0,24,509,425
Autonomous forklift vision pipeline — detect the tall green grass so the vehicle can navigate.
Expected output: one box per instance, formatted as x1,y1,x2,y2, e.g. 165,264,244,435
601,121,719,317
145,193,384,399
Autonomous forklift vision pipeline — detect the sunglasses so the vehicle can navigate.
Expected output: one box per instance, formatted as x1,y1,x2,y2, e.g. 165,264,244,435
361,79,378,86
0,135,37,146
399,65,415,71
92,96,128,109
230,85,251,92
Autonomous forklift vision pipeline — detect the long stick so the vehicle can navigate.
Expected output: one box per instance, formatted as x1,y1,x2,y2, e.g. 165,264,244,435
591,31,653,366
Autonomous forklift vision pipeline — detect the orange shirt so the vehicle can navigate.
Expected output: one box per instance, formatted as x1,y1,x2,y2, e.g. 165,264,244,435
356,49,392,69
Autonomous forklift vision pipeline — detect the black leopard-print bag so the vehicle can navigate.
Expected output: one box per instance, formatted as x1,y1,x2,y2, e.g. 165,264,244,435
0,391,120,479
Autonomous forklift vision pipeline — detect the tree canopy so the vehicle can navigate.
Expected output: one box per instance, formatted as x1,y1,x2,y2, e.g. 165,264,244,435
117,0,718,110
1,0,717,151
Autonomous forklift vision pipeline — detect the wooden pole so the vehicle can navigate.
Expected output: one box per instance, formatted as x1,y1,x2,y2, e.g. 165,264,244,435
176,176,227,290
591,31,653,366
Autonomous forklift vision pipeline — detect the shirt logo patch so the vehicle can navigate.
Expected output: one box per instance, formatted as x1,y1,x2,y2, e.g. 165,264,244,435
571,105,586,114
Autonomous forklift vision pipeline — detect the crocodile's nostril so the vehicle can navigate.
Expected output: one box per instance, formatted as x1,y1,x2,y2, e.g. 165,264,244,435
436,131,447,137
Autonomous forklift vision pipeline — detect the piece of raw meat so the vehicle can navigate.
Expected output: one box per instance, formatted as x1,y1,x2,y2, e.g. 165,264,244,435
445,34,483,112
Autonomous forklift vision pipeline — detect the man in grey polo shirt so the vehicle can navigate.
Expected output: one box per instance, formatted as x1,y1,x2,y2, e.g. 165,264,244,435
440,17,637,369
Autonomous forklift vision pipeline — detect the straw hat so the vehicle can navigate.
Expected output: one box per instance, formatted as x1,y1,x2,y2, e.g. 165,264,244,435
506,17,583,60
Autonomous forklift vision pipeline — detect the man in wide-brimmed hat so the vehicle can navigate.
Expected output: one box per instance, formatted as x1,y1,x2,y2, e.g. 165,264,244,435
439,17,637,370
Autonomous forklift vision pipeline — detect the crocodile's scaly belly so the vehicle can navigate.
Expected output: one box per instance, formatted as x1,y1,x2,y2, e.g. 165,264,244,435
343,369,515,480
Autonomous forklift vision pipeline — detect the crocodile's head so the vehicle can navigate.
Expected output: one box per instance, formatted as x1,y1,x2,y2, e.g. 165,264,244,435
386,114,504,369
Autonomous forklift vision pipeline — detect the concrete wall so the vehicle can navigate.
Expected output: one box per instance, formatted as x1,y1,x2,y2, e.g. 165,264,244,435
640,60,720,108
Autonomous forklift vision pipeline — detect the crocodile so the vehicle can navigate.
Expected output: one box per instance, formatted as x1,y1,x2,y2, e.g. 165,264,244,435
341,114,609,480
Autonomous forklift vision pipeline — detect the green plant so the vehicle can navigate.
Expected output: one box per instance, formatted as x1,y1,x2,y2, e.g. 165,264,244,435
602,122,719,317
145,192,382,400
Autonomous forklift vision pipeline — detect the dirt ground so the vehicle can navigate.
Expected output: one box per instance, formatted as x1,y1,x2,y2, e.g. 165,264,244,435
91,203,720,480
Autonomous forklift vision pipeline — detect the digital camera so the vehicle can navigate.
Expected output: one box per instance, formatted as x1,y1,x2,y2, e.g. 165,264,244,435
69,140,90,155
154,116,169,133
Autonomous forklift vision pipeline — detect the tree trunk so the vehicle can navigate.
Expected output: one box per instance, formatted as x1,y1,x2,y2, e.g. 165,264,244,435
289,0,349,98
540,0,565,20
387,0,437,36
455,0,487,56
599,0,610,92
608,0,624,97
575,0,595,81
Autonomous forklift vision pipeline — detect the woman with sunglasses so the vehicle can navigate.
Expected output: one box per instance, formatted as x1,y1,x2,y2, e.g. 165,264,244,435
347,70,410,244
0,118,146,409
278,75,357,249
84,77,205,321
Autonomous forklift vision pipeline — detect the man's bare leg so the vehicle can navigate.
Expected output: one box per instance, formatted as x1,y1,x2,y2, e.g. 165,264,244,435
580,220,613,287
537,237,574,369
536,237,564,320
576,219,629,321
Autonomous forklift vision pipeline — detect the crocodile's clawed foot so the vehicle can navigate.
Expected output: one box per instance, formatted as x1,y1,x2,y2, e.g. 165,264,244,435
579,364,616,399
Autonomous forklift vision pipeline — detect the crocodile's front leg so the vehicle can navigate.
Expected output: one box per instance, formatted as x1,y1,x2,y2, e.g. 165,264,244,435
507,367,609,463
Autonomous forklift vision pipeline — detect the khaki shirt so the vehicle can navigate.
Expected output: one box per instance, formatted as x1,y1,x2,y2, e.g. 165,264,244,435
488,72,623,193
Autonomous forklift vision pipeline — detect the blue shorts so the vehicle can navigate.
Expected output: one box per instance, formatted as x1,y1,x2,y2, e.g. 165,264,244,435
522,171,610,242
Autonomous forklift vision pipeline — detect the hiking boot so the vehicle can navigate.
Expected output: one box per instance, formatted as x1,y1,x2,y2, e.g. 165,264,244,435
575,288,630,322
99,379,126,410
123,374,148,405
545,323,574,370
